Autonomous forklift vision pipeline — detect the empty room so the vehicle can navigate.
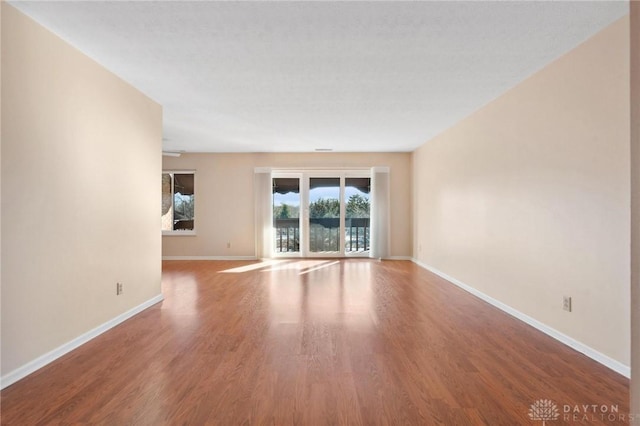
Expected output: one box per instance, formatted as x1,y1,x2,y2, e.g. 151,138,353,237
1,1,639,424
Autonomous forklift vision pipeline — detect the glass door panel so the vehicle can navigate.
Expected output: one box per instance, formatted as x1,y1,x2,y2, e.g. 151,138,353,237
273,177,300,254
309,177,341,254
345,177,371,254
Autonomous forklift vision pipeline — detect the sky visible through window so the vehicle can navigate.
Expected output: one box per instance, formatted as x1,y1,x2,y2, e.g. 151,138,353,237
273,191,299,207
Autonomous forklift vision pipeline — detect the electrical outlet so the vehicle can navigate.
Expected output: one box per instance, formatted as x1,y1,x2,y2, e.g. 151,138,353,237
563,296,571,312
227,242,231,249
116,282,123,296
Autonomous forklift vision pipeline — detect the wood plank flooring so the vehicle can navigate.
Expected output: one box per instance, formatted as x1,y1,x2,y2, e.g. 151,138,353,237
1,259,630,425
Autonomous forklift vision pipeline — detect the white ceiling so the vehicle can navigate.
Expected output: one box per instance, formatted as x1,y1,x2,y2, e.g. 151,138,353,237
9,1,628,153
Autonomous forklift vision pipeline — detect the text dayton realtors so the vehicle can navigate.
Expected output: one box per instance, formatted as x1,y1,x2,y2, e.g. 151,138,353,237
562,404,634,422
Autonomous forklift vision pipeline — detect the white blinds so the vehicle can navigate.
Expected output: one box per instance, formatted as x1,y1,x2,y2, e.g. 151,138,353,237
254,168,273,259
370,167,390,259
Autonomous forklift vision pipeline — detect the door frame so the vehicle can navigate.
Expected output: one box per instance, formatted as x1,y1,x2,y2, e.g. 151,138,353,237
271,169,371,258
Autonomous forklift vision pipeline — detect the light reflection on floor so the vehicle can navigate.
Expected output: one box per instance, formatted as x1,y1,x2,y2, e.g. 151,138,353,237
163,259,376,343
218,259,287,273
219,259,343,275
161,272,200,329
261,259,374,329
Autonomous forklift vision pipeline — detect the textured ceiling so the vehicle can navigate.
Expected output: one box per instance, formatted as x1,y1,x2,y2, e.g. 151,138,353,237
9,1,628,153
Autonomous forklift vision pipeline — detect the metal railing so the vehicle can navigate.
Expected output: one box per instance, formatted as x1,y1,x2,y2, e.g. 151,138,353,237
274,217,369,253
345,218,370,252
274,218,300,252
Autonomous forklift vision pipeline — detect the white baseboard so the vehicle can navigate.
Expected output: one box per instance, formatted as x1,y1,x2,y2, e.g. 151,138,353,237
163,256,413,261
162,256,257,261
0,294,165,390
412,259,631,378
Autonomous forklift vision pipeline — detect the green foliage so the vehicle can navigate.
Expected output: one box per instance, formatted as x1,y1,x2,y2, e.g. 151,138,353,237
309,198,340,218
274,196,369,222
279,204,291,219
273,203,299,219
346,194,370,218
306,196,370,219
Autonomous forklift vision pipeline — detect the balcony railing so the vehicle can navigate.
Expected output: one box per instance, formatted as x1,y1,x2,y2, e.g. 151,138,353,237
345,218,370,252
274,217,369,253
274,218,300,252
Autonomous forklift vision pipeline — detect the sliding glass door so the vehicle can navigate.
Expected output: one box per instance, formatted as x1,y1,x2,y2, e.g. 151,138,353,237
272,171,371,258
272,176,301,254
309,177,341,254
345,177,371,254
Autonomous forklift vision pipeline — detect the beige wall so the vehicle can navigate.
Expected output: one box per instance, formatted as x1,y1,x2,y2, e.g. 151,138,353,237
631,0,639,414
1,4,162,376
413,17,630,366
0,0,3,377
162,152,412,258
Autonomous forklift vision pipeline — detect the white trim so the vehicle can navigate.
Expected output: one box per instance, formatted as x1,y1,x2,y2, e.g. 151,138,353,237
163,254,382,261
1,294,164,390
412,259,631,378
371,166,390,173
162,256,258,261
262,167,372,173
162,230,196,237
386,256,413,261
163,169,196,173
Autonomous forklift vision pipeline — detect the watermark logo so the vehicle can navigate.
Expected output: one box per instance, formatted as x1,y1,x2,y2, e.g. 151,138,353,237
527,400,635,423
528,399,560,425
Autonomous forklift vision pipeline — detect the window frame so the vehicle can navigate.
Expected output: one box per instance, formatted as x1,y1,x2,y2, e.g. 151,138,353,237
271,169,371,258
162,170,196,236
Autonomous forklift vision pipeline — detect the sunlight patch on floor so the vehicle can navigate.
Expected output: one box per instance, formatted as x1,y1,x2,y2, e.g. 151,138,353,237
262,259,339,274
297,260,341,275
220,259,349,275
219,259,287,273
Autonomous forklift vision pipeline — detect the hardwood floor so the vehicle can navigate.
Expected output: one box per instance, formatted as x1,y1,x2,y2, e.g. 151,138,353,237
1,259,630,425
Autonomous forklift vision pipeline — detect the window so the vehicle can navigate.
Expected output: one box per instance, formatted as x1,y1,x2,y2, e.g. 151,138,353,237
268,170,371,258
345,177,370,253
162,171,195,234
309,177,341,253
273,177,301,253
